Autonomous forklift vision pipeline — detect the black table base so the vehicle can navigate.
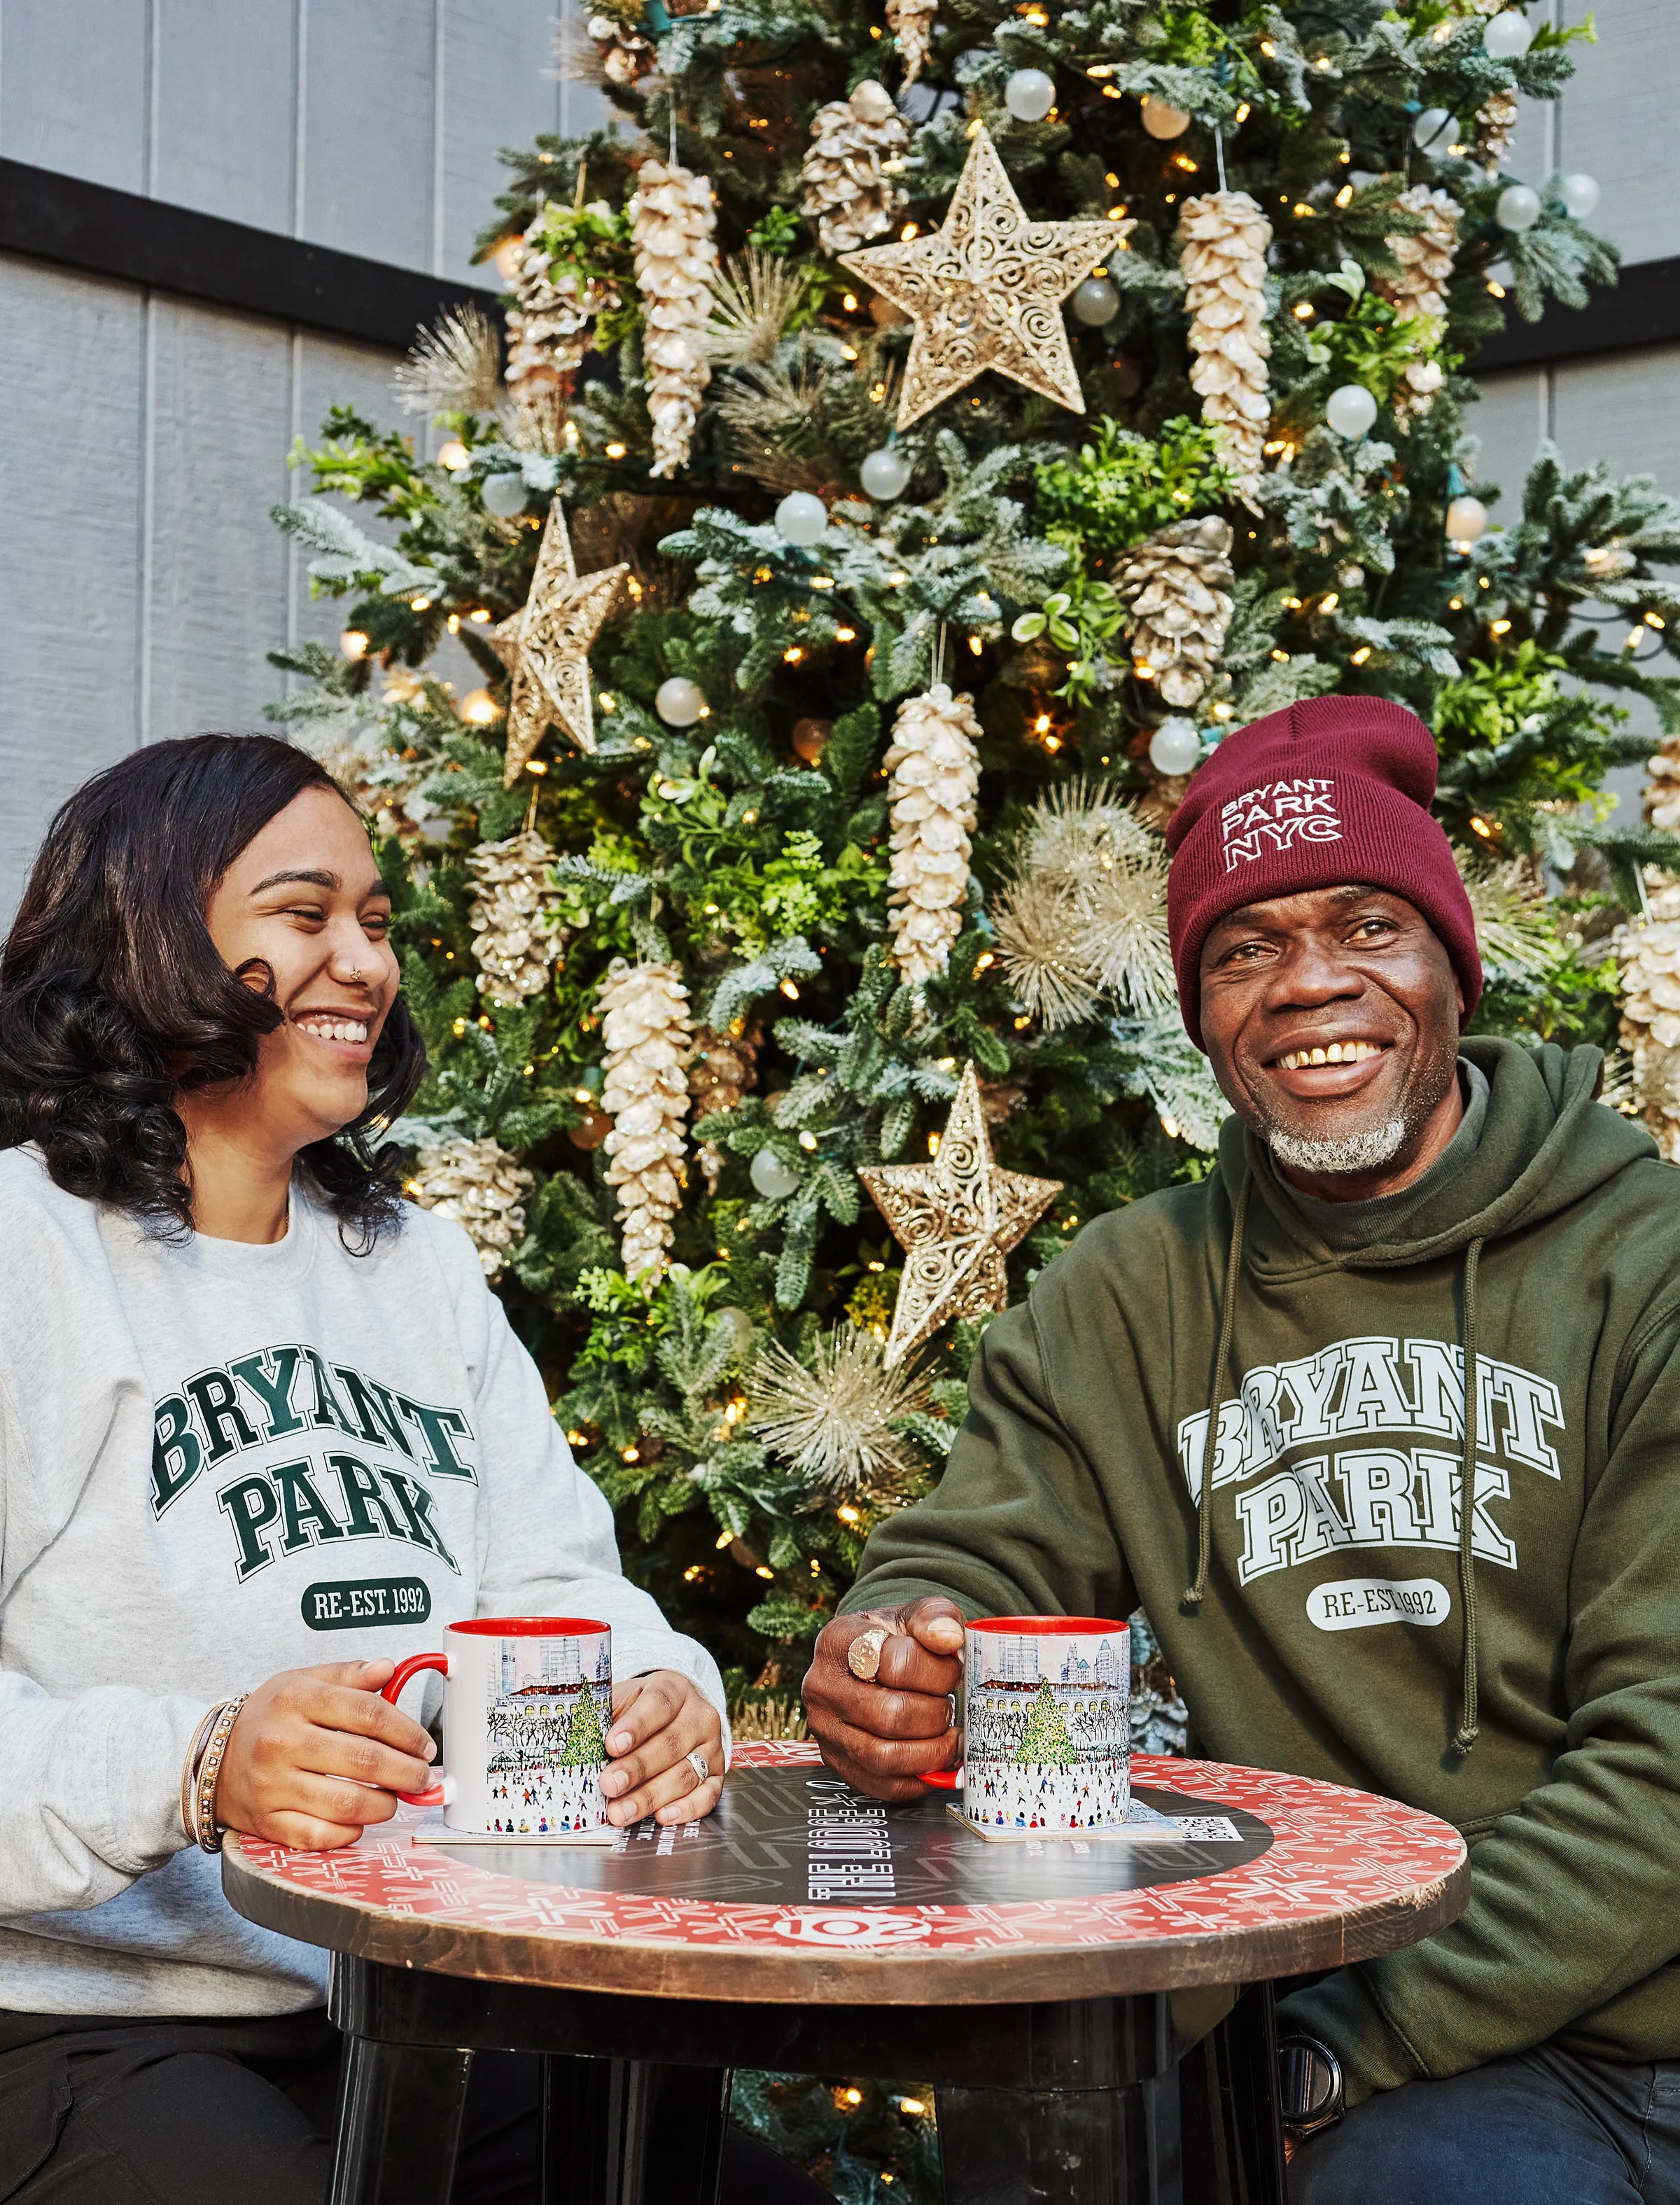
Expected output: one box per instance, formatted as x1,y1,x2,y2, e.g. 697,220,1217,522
326,1955,1285,2205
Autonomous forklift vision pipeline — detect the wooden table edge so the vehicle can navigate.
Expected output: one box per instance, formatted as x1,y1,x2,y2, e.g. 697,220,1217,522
223,1836,1468,2007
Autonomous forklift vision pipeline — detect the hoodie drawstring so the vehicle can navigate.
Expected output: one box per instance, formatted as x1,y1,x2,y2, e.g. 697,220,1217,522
1455,1236,1485,1755
1184,1171,1252,1610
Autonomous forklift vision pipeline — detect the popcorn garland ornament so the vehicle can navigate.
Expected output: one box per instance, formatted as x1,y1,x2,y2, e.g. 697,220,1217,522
858,1064,1062,1367
489,501,628,782
1177,192,1273,500
466,831,566,1007
1118,517,1236,710
597,960,695,1280
629,159,720,479
840,127,1122,428
408,1137,534,1280
800,83,910,258
883,683,982,983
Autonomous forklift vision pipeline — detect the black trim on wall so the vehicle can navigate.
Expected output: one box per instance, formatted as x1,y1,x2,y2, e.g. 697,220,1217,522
0,158,500,349
1475,256,1680,373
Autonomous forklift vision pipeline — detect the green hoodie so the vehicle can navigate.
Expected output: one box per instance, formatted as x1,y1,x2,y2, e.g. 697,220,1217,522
844,1038,1680,2105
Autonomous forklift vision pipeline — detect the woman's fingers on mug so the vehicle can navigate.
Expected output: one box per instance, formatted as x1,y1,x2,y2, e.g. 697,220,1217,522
315,1675,436,1762
300,1716,435,1798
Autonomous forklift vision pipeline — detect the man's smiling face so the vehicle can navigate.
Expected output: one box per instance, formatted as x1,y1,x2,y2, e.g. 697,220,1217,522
1197,883,1466,1199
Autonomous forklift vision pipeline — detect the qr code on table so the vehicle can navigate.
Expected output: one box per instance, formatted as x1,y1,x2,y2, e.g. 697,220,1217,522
1172,1815,1245,1842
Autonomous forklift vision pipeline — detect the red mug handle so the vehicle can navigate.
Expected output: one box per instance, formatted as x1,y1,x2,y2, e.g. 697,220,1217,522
382,1652,449,1807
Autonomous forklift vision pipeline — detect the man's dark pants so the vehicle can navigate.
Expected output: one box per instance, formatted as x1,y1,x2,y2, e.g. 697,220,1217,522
1292,2043,1680,2204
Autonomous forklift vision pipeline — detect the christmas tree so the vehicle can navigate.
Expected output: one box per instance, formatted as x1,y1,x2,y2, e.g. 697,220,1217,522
560,1683,611,1767
266,0,1679,1768
1014,1679,1079,1768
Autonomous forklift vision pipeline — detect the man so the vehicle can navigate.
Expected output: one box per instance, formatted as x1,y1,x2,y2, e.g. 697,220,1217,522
804,694,1680,2200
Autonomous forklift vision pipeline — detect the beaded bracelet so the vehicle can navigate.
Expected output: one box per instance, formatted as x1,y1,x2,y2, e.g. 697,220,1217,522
178,1702,224,1847
192,1695,248,1854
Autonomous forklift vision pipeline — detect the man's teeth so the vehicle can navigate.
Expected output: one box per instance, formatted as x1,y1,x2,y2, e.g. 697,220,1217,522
1278,1040,1384,1071
298,1018,368,1044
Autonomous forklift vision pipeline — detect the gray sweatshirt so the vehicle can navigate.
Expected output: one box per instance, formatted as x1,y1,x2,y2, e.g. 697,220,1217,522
0,1146,727,2017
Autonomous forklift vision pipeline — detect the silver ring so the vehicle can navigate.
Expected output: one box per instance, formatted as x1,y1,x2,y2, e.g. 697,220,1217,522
685,1749,710,1784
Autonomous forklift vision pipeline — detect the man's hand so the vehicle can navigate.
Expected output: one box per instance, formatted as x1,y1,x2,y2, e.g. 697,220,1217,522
802,1599,965,1800
601,1670,725,1827
215,1660,438,1850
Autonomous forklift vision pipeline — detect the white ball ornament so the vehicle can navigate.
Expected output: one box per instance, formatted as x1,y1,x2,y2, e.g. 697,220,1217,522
1411,107,1459,155
1483,9,1536,58
480,472,528,517
1561,173,1601,220
775,491,828,546
1003,68,1055,122
1338,564,1366,591
1148,718,1203,777
860,446,911,500
1072,276,1119,326
750,1148,802,1200
1497,183,1541,232
1140,95,1191,140
654,676,706,728
1446,494,1490,545
1326,384,1378,440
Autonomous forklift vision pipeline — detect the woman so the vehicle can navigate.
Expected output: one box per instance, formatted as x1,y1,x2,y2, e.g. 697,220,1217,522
0,737,817,2204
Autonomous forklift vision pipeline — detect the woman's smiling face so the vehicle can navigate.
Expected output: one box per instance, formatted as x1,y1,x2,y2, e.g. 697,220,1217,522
200,786,400,1151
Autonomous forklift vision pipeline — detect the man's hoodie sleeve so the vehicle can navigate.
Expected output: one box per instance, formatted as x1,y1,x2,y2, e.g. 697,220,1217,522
1282,1305,1680,2103
841,1296,1140,1623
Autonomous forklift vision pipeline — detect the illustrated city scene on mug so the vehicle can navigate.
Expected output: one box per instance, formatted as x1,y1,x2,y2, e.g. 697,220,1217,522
965,1629,1130,1834
485,1634,611,1835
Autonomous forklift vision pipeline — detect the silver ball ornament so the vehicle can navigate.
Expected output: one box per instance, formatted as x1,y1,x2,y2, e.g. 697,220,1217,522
654,676,707,728
1326,384,1378,440
1338,564,1366,591
750,1148,802,1200
1148,718,1203,777
712,1306,755,1350
1497,183,1541,232
480,472,528,518
1411,107,1459,155
775,491,828,546
1003,69,1054,122
1446,494,1490,546
1072,276,1120,326
860,446,911,500
1140,95,1191,140
1482,10,1535,58
1561,172,1601,220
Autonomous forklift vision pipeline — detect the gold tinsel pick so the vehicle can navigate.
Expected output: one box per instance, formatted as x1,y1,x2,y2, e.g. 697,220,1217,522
839,127,1124,429
858,1063,1062,1367
489,501,628,783
746,1326,931,1497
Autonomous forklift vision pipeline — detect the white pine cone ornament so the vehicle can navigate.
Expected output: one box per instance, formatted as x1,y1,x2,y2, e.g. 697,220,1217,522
689,1024,760,1194
598,959,694,1278
883,683,981,983
1475,90,1518,171
1619,882,1680,1160
1118,517,1236,710
629,160,719,479
1177,192,1273,502
886,0,937,86
504,220,620,398
588,12,657,86
466,830,566,1007
1378,185,1460,421
1646,741,1680,834
408,1136,533,1280
800,82,909,258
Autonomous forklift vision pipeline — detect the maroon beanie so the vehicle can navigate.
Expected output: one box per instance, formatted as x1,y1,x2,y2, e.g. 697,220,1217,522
1163,694,1481,1047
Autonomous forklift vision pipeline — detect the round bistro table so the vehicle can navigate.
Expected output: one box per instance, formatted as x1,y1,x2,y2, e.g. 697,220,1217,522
223,1742,1466,2205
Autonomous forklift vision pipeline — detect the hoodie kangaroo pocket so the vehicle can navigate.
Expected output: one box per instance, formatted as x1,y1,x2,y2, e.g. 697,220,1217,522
0,2047,72,2202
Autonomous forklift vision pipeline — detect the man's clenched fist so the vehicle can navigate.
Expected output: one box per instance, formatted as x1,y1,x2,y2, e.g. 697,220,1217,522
802,1597,965,1800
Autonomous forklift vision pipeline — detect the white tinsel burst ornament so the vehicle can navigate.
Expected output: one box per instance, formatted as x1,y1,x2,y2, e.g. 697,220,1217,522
1118,517,1236,709
886,0,937,84
1618,880,1680,1160
993,782,1172,1028
746,1326,931,1498
598,959,694,1278
408,1137,533,1280
629,161,720,479
883,682,981,983
466,831,566,1007
1177,192,1273,500
800,82,909,258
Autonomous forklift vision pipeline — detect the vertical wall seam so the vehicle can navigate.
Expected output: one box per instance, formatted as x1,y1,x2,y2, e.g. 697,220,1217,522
292,0,307,239
285,326,303,692
136,293,157,752
143,0,160,197
431,0,447,281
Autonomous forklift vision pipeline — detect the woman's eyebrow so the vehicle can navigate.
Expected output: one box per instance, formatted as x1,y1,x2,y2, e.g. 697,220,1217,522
251,867,340,894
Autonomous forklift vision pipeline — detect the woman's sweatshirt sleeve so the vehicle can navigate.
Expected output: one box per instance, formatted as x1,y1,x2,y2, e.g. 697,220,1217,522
0,1376,209,1917
468,1280,732,1750
1280,1308,1680,2104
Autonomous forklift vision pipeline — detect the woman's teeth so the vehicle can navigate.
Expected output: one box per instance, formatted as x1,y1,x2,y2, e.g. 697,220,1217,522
297,1017,368,1044
1278,1040,1384,1071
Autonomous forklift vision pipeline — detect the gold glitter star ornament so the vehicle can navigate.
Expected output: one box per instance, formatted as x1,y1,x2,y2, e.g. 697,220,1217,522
489,500,628,783
839,127,1125,428
859,1063,1062,1366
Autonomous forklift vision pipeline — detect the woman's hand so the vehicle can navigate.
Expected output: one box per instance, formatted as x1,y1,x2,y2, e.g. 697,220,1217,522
601,1671,725,1827
214,1658,437,1850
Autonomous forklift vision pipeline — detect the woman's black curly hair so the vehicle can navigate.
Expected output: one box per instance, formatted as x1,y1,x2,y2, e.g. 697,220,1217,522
0,734,427,1246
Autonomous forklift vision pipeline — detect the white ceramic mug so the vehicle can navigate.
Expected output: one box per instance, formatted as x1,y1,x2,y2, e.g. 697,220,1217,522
382,1616,612,1837
962,1614,1130,1835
